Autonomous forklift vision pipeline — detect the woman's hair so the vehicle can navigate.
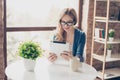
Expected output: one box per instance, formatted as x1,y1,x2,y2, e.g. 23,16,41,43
55,8,77,42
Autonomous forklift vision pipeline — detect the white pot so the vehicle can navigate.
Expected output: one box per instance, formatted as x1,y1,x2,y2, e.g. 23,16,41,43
23,59,36,71
109,37,114,42
107,50,112,58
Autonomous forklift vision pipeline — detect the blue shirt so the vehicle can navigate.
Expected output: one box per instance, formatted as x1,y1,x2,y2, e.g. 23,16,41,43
72,28,86,62
53,28,86,62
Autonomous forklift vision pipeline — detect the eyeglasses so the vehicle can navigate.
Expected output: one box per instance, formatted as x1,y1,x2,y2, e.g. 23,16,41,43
60,20,74,27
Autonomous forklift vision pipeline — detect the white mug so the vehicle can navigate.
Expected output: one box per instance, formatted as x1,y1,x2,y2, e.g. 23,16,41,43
69,57,80,72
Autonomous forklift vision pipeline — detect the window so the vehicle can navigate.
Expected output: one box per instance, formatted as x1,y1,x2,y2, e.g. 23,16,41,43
7,0,79,27
6,0,79,64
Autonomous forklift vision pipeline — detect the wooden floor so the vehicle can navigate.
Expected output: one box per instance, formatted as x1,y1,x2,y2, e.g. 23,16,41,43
95,77,120,80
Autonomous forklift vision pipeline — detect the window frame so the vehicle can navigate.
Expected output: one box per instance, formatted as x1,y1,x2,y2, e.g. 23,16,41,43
3,0,83,73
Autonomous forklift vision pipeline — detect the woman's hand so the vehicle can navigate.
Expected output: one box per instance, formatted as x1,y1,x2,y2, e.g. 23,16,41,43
60,51,72,61
48,53,57,62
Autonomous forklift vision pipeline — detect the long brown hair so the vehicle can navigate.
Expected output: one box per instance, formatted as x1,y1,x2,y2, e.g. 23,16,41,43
55,8,77,42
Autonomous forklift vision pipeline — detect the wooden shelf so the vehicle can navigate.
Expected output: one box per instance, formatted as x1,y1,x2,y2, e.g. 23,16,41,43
92,53,120,62
95,20,120,23
95,17,107,20
97,68,120,79
96,0,120,2
94,37,105,41
108,20,120,23
94,38,120,44
95,16,120,23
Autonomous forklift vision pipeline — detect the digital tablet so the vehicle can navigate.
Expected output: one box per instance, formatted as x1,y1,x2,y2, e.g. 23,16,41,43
49,41,70,65
49,41,70,56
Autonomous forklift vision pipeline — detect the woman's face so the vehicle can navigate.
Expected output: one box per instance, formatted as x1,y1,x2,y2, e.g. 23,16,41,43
60,15,74,32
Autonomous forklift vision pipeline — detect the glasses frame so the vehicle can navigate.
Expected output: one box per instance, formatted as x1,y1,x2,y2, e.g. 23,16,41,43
60,20,74,27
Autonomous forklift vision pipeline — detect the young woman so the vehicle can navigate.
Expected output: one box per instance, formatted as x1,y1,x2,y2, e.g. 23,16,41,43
48,8,86,62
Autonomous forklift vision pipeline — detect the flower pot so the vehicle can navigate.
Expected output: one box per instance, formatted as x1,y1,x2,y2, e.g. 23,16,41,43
109,37,114,42
23,59,36,71
107,50,112,58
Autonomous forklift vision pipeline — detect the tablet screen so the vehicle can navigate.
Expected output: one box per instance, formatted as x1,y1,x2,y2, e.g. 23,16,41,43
49,41,70,56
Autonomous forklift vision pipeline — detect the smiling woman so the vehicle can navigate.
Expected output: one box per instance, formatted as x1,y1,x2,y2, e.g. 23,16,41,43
47,8,86,63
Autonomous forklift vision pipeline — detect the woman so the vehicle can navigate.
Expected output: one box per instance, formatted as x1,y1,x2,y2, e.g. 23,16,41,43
48,8,86,62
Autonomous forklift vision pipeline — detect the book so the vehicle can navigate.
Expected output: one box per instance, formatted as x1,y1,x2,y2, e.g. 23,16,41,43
102,29,105,38
118,10,120,21
95,28,105,39
95,28,100,38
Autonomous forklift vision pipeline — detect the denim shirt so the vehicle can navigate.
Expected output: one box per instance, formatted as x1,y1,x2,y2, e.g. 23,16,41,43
53,28,86,62
72,28,86,62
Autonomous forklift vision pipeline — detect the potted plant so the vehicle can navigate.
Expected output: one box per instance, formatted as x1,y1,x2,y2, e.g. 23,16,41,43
107,44,112,58
108,29,115,41
18,41,42,71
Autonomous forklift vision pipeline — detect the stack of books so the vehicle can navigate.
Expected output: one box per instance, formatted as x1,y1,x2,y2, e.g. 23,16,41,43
95,28,105,39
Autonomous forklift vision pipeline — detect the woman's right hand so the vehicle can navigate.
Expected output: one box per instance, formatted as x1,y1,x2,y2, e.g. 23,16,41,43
48,53,57,62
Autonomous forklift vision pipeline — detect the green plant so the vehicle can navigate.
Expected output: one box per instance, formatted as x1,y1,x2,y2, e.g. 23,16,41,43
109,29,115,37
18,41,42,60
107,44,112,50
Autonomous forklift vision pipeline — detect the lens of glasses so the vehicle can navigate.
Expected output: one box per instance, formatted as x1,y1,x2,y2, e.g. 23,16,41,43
60,21,74,26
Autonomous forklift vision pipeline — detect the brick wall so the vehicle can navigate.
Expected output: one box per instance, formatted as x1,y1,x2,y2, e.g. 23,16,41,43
0,0,5,79
85,0,94,64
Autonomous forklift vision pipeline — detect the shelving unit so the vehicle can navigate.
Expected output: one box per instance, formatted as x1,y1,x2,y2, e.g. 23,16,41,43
97,68,120,79
91,0,120,80
92,53,120,62
97,0,120,2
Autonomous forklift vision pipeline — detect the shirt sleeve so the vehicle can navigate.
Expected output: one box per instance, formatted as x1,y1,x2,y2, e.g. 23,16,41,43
50,34,57,41
76,32,86,62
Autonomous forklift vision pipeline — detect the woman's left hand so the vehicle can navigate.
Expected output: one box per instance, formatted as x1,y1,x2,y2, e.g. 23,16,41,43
60,51,72,61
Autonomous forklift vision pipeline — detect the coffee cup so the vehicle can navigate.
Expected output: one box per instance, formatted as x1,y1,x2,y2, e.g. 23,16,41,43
69,57,80,72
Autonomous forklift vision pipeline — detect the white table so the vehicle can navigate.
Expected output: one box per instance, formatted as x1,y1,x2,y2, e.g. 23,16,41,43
5,58,97,80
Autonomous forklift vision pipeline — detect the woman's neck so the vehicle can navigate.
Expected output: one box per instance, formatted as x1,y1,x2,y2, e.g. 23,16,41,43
66,28,74,44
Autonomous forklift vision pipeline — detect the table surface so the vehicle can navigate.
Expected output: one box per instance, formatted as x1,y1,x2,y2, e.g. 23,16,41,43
5,58,97,80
